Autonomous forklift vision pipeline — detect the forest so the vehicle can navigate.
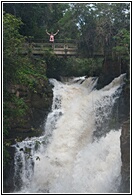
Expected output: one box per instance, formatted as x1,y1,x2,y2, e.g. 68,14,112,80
3,2,130,193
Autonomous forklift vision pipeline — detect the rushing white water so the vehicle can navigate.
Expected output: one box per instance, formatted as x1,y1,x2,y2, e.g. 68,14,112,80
12,74,125,194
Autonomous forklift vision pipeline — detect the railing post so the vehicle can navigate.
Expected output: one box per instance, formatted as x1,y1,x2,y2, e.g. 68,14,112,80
64,44,68,55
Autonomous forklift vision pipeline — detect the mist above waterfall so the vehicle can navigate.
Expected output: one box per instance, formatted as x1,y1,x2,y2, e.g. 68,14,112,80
12,74,125,193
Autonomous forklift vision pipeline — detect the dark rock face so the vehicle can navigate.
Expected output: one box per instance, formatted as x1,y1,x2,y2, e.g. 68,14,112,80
8,80,53,140
3,147,15,193
118,80,130,193
120,119,130,193
3,80,53,193
97,57,128,89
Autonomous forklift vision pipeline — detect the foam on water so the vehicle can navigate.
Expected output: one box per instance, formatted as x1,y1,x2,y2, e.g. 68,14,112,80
12,75,125,193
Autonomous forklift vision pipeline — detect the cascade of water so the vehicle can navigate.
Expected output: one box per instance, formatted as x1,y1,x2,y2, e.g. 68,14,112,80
12,74,125,193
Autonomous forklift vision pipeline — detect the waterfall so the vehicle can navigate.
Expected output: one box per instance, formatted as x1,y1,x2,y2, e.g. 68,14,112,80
12,74,125,193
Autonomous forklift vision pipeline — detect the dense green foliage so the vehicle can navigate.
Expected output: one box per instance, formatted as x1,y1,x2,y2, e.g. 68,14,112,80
113,29,130,59
3,13,48,165
3,13,23,138
45,53,103,79
3,13,47,131
3,3,68,38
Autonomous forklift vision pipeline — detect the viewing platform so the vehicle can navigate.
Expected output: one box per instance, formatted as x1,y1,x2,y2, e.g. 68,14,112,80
22,39,78,57
21,39,104,57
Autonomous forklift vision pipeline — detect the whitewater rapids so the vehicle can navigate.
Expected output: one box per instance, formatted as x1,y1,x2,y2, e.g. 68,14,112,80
13,74,125,194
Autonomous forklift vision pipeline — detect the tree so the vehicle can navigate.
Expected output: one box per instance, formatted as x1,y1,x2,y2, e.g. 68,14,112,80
77,3,130,57
3,12,24,86
3,3,68,39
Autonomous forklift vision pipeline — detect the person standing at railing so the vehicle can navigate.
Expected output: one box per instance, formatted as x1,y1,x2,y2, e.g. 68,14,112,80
46,29,59,43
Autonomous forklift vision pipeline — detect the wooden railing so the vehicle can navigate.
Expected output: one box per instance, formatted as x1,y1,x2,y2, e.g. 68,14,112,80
21,39,104,57
21,41,78,56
